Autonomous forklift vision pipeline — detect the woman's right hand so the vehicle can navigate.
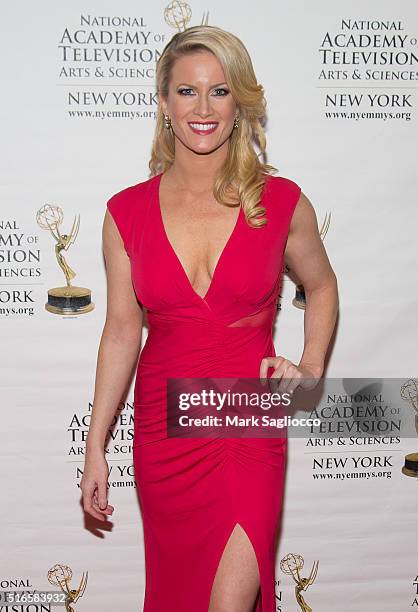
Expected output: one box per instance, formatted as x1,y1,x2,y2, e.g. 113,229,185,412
80,448,115,521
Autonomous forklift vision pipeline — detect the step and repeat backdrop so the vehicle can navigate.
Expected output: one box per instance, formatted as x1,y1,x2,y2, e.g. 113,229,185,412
1,0,417,610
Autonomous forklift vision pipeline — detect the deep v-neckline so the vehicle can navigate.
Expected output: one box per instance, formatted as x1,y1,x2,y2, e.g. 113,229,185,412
155,172,242,303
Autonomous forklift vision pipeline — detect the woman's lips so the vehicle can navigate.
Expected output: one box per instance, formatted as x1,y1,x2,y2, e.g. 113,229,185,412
188,122,219,135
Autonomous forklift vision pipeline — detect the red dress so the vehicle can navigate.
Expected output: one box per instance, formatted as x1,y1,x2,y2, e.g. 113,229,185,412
107,171,301,611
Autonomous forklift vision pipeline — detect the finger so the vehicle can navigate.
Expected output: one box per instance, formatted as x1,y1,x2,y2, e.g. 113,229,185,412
259,357,276,384
278,366,295,393
271,361,296,393
92,488,114,515
287,372,303,394
92,498,114,515
268,373,280,395
92,489,114,514
266,358,287,394
284,376,303,405
269,359,290,385
82,485,106,522
260,357,284,388
96,480,109,511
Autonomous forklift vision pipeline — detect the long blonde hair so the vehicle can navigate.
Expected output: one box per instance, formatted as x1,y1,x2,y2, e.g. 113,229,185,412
148,25,278,228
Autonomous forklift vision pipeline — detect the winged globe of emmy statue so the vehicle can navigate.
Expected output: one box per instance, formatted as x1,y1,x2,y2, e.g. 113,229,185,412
280,552,319,612
47,563,88,612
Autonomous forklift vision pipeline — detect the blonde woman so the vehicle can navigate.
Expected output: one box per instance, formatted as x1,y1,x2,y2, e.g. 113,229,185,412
82,25,338,612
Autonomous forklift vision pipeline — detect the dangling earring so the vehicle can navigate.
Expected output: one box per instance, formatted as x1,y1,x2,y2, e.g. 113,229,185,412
164,114,172,129
233,116,240,129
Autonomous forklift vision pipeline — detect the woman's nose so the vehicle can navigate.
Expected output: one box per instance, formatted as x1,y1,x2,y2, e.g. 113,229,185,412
194,94,211,117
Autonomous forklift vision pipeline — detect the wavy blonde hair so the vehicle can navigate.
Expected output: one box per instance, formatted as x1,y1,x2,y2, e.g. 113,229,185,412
148,24,278,228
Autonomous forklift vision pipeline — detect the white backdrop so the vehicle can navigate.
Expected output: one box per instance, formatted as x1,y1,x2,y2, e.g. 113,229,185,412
1,1,417,610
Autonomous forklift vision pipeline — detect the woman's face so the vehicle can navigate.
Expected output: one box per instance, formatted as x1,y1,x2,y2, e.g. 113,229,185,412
160,50,238,155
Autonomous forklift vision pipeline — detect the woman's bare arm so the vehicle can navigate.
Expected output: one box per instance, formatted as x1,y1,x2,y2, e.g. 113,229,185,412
85,210,144,453
81,210,143,520
284,191,339,377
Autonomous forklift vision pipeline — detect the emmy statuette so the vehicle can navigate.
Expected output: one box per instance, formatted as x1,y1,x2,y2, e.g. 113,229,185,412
36,204,94,315
401,379,418,477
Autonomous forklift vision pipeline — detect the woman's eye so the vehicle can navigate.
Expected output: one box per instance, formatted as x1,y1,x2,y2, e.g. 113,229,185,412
177,88,229,96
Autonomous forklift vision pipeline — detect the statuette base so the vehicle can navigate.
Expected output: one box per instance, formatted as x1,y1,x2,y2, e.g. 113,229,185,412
45,286,94,315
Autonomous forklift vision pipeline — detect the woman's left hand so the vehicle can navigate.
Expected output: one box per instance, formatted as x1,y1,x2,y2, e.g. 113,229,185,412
259,356,322,394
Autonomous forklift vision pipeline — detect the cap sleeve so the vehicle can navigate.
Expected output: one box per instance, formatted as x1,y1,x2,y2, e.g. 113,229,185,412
106,188,136,258
267,174,302,225
276,176,302,217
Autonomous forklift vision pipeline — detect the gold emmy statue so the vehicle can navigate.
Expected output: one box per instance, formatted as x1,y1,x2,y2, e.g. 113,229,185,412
400,378,418,477
47,563,88,612
163,0,209,32
280,552,319,612
288,212,331,310
36,204,94,315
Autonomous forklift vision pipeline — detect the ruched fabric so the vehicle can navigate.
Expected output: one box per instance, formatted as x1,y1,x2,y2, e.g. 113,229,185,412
107,172,301,611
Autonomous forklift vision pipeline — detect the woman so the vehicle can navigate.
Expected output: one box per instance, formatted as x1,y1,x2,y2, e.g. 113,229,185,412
81,25,338,612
